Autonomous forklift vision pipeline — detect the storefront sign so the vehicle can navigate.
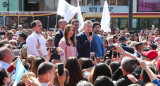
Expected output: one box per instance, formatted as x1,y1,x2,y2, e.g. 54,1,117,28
81,6,128,13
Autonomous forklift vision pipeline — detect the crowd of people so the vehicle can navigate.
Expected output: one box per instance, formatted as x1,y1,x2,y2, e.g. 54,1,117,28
0,18,160,86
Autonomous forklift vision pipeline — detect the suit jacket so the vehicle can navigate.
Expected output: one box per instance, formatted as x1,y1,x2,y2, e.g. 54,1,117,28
119,43,135,54
76,32,94,58
134,51,142,58
54,30,63,47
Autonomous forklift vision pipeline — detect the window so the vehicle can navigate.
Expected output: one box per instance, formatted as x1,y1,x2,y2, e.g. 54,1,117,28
147,18,159,28
94,0,100,5
132,19,138,29
87,0,93,5
120,18,128,29
5,16,18,29
117,0,128,5
110,18,118,29
140,18,159,29
110,0,116,5
0,17,4,26
19,17,33,29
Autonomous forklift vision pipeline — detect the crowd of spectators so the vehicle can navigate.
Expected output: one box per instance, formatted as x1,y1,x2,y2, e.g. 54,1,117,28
0,19,160,86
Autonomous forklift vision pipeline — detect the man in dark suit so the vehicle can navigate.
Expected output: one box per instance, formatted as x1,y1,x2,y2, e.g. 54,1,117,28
76,20,94,58
118,36,135,54
54,19,67,47
134,42,144,59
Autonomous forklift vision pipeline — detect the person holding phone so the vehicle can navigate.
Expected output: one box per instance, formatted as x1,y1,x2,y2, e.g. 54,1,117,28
26,20,48,57
76,20,94,58
59,24,77,60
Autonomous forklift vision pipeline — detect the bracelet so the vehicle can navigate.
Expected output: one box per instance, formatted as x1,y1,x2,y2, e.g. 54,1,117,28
60,53,65,56
122,50,125,55
37,49,40,51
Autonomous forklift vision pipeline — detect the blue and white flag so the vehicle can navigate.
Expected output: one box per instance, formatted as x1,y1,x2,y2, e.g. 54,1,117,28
13,58,26,86
101,1,111,32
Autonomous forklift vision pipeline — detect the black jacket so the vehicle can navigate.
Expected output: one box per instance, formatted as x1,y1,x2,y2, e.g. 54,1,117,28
54,30,63,47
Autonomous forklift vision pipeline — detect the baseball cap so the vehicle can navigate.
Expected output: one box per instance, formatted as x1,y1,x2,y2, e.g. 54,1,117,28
143,50,158,60
121,57,136,73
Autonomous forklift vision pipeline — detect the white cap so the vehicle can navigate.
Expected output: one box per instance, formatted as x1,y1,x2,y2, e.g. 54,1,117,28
18,25,23,28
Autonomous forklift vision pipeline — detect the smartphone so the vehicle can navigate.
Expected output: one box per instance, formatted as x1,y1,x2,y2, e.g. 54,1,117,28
89,32,92,36
131,60,139,65
49,48,60,60
37,39,39,43
90,52,95,61
107,44,116,50
57,63,64,76
13,49,20,56
0,32,5,35
152,25,155,28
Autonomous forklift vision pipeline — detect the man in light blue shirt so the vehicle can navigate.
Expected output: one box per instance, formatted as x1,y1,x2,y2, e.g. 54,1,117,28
92,22,104,58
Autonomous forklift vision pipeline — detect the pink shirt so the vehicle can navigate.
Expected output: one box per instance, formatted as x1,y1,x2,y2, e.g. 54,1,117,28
59,38,77,60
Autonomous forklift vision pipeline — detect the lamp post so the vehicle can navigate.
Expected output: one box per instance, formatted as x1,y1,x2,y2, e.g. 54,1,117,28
128,0,133,31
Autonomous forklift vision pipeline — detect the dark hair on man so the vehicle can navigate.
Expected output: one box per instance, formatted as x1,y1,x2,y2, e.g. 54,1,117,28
0,68,8,85
37,62,54,75
31,20,40,28
77,80,93,86
23,62,30,70
19,32,27,40
135,42,144,50
7,31,13,35
93,21,101,29
71,19,79,25
109,62,120,74
149,43,157,50
141,66,156,83
94,76,114,86
79,58,94,70
118,36,127,43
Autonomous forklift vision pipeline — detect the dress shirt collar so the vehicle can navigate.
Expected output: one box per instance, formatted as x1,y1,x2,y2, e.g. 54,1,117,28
33,31,41,37
60,29,64,34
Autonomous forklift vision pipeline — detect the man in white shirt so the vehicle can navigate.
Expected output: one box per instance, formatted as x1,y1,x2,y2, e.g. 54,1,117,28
26,20,47,57
0,47,14,70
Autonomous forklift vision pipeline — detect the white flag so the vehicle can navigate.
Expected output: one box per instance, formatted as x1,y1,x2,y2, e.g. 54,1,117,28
57,0,65,16
101,1,111,32
64,3,78,23
57,0,78,23
77,7,84,32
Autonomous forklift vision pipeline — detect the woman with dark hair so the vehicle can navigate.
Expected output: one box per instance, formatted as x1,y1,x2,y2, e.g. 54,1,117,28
133,33,139,42
0,68,10,86
59,24,76,60
65,58,84,86
89,63,112,84
32,58,45,77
